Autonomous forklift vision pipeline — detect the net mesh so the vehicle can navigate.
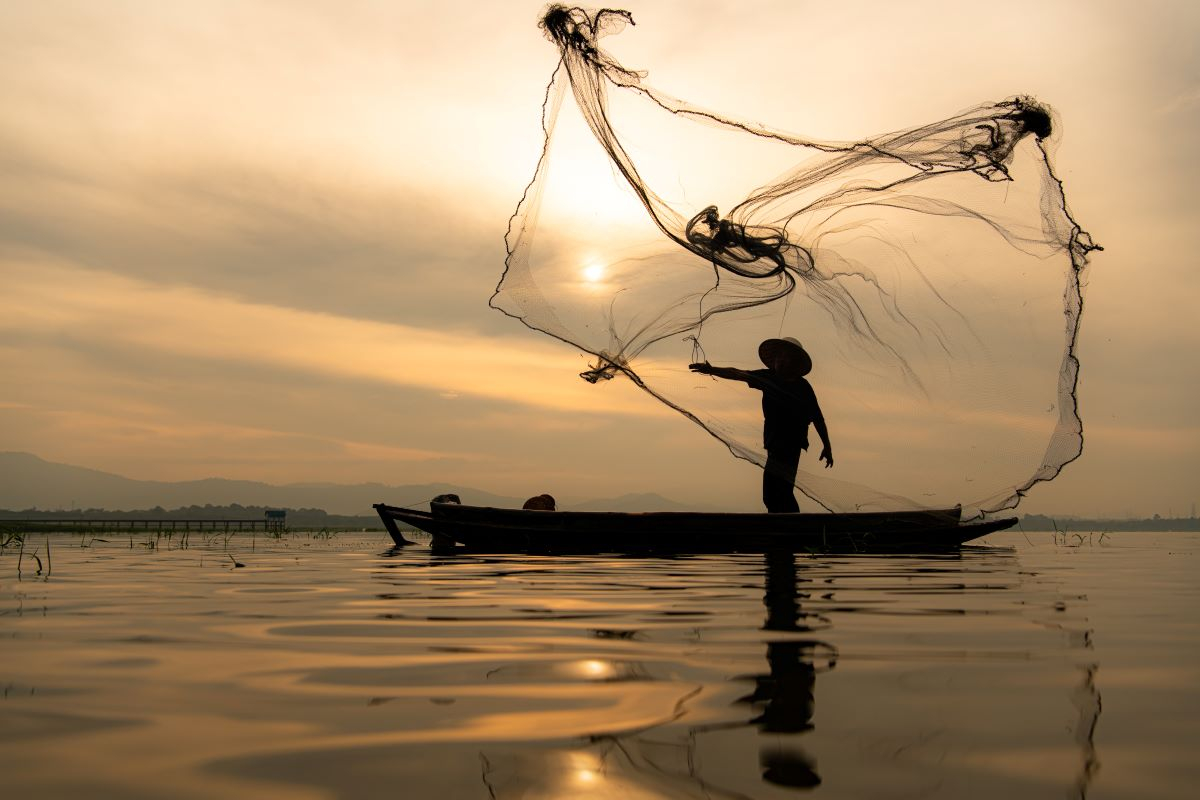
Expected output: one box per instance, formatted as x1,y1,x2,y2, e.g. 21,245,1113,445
493,5,1100,517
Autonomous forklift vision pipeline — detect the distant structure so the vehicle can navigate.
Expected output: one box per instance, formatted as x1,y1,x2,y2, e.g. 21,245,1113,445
264,509,286,533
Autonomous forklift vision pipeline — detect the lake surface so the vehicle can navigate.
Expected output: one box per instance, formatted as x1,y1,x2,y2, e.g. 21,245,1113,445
2,530,1197,799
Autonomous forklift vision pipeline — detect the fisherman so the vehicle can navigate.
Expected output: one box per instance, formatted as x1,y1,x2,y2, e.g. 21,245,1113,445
690,338,833,513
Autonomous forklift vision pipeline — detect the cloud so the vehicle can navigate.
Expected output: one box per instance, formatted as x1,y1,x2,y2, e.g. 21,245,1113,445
0,259,668,419
1159,85,1200,116
0,134,509,335
0,1,552,340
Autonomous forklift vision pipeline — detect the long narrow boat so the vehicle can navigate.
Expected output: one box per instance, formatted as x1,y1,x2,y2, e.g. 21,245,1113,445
374,501,1017,553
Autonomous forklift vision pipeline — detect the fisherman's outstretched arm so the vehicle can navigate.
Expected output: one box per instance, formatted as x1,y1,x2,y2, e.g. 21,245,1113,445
688,362,756,384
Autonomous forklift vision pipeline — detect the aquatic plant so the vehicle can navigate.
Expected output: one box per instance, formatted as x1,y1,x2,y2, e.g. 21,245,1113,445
15,538,48,578
1,527,24,549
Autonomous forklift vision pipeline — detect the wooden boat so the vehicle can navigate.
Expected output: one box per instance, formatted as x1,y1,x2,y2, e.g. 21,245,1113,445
374,501,1017,553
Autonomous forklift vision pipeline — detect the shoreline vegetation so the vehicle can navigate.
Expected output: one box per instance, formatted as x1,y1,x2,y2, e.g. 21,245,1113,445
1015,513,1200,533
0,506,1197,534
0,505,383,531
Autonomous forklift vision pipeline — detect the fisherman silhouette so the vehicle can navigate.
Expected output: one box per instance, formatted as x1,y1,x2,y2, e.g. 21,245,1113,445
738,551,834,788
690,338,832,513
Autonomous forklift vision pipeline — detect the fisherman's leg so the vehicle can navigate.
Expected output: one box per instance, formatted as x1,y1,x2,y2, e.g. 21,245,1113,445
763,447,801,514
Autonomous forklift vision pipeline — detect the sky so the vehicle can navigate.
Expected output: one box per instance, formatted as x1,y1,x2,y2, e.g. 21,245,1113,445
2,0,1197,517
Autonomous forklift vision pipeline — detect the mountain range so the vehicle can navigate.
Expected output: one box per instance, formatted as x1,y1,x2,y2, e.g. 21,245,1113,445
0,452,709,515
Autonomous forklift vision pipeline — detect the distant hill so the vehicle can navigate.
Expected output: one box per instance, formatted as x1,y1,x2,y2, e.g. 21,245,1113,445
0,452,717,516
0,452,526,515
567,492,717,513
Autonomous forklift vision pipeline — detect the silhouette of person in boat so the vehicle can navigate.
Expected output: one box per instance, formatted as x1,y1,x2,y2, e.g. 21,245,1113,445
688,550,835,789
742,550,834,788
690,338,832,513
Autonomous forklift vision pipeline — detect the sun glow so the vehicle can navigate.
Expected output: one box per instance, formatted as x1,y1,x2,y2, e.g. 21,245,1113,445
582,261,605,283
577,659,615,679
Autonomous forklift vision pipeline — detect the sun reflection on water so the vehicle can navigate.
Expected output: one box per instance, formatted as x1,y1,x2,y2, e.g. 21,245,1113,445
578,658,614,680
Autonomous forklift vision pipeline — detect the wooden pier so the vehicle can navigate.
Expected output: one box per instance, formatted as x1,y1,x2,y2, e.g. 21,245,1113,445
0,517,286,534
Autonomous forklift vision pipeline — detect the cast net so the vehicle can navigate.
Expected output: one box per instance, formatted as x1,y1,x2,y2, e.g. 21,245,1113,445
493,5,1100,517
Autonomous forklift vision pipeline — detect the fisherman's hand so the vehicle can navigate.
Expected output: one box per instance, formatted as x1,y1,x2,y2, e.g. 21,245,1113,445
819,446,834,468
689,362,712,374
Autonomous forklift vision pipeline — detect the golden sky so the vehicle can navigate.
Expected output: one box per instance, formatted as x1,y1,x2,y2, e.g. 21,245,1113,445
2,0,1197,515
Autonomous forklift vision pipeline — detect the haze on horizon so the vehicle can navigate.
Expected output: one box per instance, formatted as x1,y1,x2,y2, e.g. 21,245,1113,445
2,0,1197,518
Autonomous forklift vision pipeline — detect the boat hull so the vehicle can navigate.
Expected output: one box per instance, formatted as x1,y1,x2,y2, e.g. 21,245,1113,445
374,502,1016,553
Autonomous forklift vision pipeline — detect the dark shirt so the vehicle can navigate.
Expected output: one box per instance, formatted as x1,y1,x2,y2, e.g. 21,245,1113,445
745,369,823,451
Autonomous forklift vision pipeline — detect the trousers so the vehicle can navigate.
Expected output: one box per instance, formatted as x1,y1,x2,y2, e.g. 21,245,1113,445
763,445,802,514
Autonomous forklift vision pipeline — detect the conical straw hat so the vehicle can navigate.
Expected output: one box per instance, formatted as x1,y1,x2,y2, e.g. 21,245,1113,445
758,337,812,377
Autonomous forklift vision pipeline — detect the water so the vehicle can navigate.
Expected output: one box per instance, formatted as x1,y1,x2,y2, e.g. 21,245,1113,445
2,530,1197,799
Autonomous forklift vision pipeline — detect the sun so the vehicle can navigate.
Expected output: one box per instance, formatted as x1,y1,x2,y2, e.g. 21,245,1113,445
582,261,605,283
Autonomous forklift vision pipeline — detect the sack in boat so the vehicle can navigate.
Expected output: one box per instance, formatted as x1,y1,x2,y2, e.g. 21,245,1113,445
522,494,556,511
